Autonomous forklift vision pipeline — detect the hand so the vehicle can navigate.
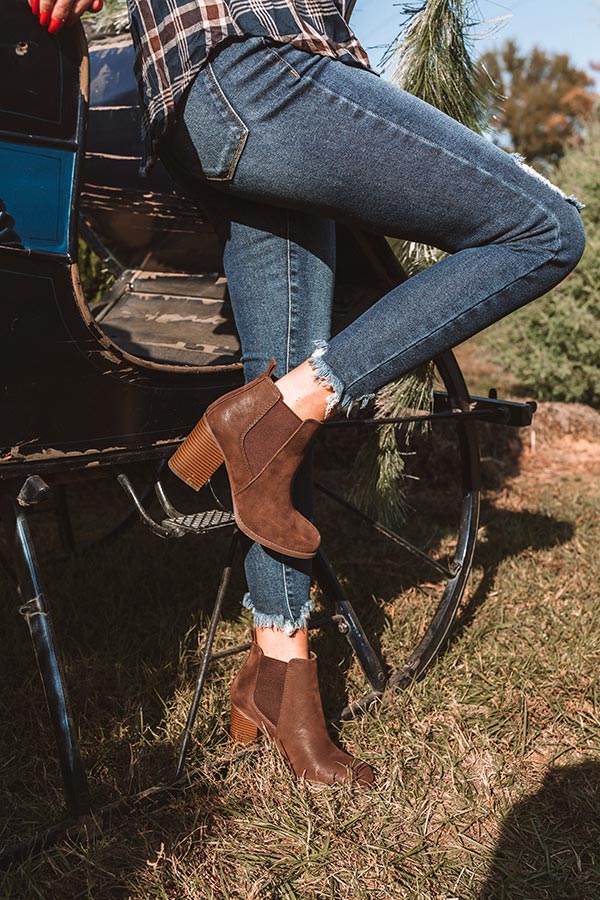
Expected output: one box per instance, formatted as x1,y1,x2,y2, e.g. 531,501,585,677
29,0,104,34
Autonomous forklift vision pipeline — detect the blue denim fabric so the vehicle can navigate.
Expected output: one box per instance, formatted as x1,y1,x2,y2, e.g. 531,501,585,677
159,34,586,632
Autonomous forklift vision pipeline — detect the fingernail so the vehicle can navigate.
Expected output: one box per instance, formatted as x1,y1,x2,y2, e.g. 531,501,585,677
48,16,63,33
39,9,51,25
31,0,40,14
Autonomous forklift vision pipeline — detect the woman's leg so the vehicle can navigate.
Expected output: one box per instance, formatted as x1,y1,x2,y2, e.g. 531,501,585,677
184,36,585,416
154,164,374,785
191,185,336,657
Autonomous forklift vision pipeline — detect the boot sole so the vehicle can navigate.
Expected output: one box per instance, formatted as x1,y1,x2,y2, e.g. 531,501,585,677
231,501,319,560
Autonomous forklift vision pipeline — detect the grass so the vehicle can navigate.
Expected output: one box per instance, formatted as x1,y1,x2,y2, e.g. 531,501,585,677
1,341,600,898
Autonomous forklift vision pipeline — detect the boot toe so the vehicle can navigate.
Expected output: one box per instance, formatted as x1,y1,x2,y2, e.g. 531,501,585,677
352,759,376,789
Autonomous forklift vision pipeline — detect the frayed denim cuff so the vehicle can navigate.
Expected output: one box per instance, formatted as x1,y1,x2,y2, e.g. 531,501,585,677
308,340,375,416
242,591,315,635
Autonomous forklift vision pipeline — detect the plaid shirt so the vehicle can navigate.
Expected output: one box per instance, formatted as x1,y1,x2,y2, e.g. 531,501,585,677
126,0,374,174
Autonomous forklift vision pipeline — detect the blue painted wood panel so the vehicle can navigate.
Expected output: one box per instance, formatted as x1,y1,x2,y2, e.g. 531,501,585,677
0,140,75,254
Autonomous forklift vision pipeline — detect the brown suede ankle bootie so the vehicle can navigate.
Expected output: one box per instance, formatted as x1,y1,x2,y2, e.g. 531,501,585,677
168,360,321,559
229,641,375,789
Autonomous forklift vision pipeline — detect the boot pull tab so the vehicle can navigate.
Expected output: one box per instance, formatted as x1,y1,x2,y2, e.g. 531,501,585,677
265,359,277,379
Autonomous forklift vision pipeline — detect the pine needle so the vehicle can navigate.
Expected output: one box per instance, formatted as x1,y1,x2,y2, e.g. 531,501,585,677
384,0,486,132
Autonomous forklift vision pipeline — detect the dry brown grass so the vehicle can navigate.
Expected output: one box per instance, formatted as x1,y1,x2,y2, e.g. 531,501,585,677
1,341,600,899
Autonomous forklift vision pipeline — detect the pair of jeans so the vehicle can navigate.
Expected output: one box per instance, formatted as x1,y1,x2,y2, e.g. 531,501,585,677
159,33,586,634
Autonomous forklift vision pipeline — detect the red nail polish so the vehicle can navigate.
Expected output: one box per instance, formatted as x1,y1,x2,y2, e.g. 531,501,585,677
48,16,63,33
39,9,51,25
30,0,40,15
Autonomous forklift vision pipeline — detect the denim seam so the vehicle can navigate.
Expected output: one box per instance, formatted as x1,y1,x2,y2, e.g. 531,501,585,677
262,43,302,79
281,557,295,624
301,70,563,248
301,71,565,264
342,246,559,397
203,61,249,181
297,75,565,396
285,209,293,371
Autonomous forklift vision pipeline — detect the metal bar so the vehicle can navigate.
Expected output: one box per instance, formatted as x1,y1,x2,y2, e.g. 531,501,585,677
314,481,456,578
323,393,536,430
154,480,185,519
175,530,239,779
117,473,185,538
0,443,179,482
0,129,78,151
313,549,387,693
54,484,77,556
9,498,91,819
209,640,252,662
0,244,71,263
336,690,383,724
323,407,498,429
78,218,124,279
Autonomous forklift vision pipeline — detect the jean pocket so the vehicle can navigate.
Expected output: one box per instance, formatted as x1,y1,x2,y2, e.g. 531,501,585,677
176,61,249,182
261,41,302,80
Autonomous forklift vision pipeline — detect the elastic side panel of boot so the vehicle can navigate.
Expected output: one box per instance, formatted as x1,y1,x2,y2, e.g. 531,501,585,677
254,655,288,726
243,400,303,476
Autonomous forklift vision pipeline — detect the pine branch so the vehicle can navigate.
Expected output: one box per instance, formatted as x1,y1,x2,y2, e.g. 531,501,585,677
83,0,129,39
386,1,486,132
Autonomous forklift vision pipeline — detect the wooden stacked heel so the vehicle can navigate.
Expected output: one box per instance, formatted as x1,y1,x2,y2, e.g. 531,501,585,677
168,416,224,491
230,705,260,745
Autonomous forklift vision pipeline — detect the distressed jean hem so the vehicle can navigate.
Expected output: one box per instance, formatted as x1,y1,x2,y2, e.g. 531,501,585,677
509,153,585,212
242,591,315,634
309,340,375,416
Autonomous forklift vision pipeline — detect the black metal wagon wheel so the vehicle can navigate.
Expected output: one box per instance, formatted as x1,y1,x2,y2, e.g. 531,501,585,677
311,347,481,720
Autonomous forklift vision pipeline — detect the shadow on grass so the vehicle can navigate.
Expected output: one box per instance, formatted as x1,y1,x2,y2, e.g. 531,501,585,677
451,505,575,644
480,760,600,899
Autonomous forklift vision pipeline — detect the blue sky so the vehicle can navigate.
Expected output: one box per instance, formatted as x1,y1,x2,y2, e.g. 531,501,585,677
351,0,599,85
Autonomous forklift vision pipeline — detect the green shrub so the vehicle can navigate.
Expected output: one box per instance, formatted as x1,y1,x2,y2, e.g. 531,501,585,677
78,238,115,306
483,116,600,408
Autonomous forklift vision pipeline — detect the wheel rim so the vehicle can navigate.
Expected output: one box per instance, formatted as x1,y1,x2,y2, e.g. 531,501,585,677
313,349,481,718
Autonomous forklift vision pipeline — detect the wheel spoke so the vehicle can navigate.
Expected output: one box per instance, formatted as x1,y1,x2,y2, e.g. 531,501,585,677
314,480,457,579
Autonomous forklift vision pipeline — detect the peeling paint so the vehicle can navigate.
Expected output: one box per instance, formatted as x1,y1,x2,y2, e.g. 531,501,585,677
99,349,121,363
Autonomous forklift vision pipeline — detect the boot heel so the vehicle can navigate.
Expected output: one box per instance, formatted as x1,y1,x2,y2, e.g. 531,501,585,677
169,416,224,491
230,705,259,745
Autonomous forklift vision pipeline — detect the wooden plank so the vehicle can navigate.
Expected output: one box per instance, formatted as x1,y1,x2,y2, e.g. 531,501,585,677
100,290,240,366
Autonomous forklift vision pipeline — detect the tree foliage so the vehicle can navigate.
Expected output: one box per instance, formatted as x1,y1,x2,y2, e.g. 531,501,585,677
479,40,596,168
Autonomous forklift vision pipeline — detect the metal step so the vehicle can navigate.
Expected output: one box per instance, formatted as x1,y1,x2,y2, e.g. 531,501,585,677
161,508,234,536
117,473,234,539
